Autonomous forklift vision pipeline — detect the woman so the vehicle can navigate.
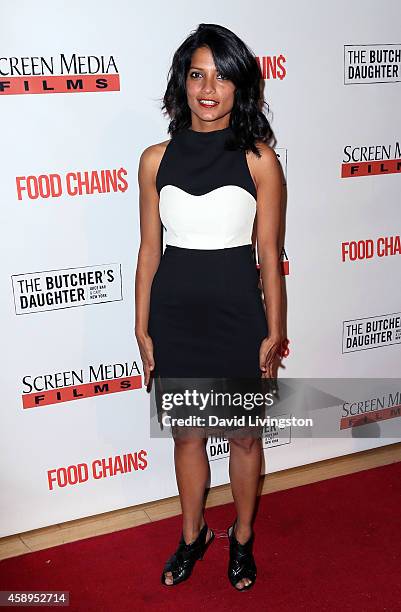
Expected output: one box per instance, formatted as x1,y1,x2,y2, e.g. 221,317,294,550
135,23,283,591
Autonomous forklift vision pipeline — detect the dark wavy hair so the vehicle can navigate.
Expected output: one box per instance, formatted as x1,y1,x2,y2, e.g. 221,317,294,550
161,23,273,157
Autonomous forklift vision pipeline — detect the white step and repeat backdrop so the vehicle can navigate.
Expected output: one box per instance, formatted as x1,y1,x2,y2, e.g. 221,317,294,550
1,0,400,537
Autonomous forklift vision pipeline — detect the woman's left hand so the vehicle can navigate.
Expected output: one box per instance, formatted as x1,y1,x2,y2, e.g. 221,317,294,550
259,334,283,378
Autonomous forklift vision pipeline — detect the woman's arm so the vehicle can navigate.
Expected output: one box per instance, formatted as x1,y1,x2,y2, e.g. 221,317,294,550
248,143,284,377
134,143,165,386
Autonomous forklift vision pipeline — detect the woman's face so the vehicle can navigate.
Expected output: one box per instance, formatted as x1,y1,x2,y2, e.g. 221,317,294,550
185,46,236,128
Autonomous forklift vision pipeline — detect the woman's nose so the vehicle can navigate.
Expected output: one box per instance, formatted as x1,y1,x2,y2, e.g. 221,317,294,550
201,78,216,94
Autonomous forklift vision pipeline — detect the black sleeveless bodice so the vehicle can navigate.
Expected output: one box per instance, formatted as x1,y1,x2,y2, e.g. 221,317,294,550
154,126,257,250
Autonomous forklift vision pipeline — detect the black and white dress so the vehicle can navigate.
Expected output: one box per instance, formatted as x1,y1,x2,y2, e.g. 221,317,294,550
148,125,269,435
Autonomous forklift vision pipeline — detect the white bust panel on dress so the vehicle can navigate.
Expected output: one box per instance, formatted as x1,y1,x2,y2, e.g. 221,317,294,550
159,184,257,249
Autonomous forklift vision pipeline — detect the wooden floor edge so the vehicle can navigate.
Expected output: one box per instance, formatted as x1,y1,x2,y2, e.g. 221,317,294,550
1,442,400,560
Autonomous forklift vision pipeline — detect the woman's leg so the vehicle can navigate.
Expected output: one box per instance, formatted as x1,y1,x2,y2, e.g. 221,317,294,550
163,433,213,585
228,435,262,589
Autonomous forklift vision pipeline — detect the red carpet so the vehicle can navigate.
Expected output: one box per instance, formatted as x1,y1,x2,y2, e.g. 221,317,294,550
1,461,400,612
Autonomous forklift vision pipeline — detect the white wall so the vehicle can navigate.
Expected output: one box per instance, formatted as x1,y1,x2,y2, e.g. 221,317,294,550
1,0,400,536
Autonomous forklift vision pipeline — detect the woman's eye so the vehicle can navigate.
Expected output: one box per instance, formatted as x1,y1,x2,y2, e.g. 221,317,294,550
189,71,228,80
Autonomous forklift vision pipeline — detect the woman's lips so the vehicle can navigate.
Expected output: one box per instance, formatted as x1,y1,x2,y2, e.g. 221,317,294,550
198,99,219,108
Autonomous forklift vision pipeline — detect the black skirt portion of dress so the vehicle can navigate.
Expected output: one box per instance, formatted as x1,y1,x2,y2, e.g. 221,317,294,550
148,244,270,438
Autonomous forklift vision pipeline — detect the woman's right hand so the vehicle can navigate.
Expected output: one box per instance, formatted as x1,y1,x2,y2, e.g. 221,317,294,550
135,331,155,388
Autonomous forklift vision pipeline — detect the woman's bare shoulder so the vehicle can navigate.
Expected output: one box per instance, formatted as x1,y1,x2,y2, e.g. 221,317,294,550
246,141,277,165
138,138,171,185
140,138,171,167
246,141,280,184
246,140,278,192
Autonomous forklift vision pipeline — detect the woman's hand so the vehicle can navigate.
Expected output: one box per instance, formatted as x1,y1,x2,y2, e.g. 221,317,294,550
135,331,155,388
259,334,283,379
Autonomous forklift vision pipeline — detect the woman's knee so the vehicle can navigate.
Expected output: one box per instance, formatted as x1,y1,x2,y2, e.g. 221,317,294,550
229,435,261,453
173,431,207,449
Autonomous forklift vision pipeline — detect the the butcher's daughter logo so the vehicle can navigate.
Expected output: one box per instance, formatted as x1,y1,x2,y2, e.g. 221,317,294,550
12,264,123,314
0,53,120,95
344,44,401,84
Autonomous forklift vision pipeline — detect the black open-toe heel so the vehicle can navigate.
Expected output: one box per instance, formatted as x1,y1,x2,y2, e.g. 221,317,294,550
227,520,257,591
161,522,215,586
